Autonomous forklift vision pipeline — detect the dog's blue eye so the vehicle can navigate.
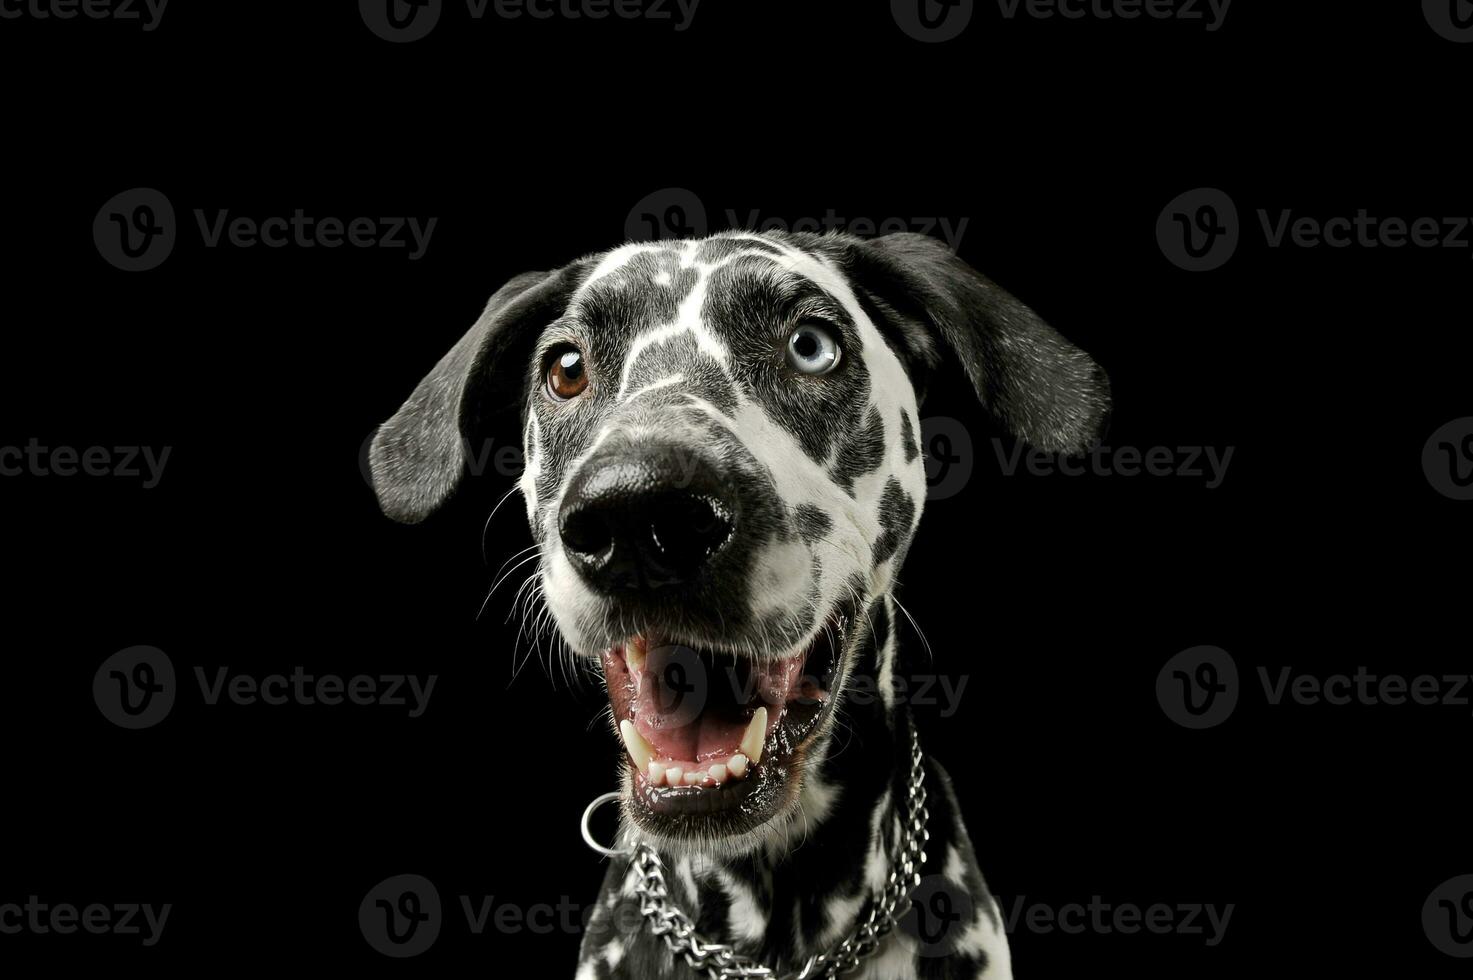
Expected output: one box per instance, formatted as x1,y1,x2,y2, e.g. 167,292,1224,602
786,324,841,375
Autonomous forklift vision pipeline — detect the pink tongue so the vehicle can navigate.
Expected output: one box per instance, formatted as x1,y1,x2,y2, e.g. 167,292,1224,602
635,706,750,763
631,649,804,764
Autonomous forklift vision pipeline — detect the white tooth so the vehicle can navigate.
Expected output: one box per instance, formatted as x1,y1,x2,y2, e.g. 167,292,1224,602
648,762,667,786
709,764,728,783
683,770,704,786
666,766,684,785
728,754,748,778
740,707,767,765
619,720,654,772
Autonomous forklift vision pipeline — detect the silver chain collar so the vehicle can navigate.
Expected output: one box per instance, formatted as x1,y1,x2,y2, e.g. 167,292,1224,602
584,720,930,980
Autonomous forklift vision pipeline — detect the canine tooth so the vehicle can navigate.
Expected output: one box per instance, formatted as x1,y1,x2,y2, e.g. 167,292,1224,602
666,766,684,785
626,641,647,673
683,770,704,785
709,764,728,783
728,754,748,778
649,762,667,786
740,707,767,765
619,720,654,772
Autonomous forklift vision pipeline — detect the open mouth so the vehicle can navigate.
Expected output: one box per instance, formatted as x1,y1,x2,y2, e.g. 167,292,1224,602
600,609,850,836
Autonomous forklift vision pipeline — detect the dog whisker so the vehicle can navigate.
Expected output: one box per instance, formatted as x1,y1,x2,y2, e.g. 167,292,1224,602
481,486,527,565
478,548,544,623
891,595,933,664
507,575,546,685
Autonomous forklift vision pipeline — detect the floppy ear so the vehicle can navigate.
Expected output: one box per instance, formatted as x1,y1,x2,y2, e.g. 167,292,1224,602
846,232,1111,454
369,265,581,524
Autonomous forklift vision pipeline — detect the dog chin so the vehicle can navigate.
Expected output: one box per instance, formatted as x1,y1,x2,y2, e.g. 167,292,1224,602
588,604,856,852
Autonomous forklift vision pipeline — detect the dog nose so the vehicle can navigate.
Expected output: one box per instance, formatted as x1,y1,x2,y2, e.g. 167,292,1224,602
558,450,735,593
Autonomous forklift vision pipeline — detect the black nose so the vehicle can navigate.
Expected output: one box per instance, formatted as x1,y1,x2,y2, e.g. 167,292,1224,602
558,449,736,594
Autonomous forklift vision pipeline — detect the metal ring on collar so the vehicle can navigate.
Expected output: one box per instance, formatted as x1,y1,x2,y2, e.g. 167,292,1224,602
580,791,632,858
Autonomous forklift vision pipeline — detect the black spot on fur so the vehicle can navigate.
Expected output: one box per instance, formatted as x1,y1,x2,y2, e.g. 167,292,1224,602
580,249,698,337
793,504,833,543
699,256,873,466
694,875,733,939
830,405,886,494
620,330,738,416
901,408,920,463
694,234,787,262
871,478,915,565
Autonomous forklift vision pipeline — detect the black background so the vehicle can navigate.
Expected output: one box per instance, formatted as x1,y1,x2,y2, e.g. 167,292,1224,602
3,1,1470,976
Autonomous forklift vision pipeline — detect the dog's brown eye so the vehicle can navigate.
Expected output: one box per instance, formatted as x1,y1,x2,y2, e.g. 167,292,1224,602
546,347,589,401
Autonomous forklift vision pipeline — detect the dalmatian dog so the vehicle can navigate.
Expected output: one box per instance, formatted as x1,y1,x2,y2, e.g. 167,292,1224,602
369,230,1110,978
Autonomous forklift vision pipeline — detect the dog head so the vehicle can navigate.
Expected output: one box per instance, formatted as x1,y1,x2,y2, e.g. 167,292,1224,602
370,231,1109,854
